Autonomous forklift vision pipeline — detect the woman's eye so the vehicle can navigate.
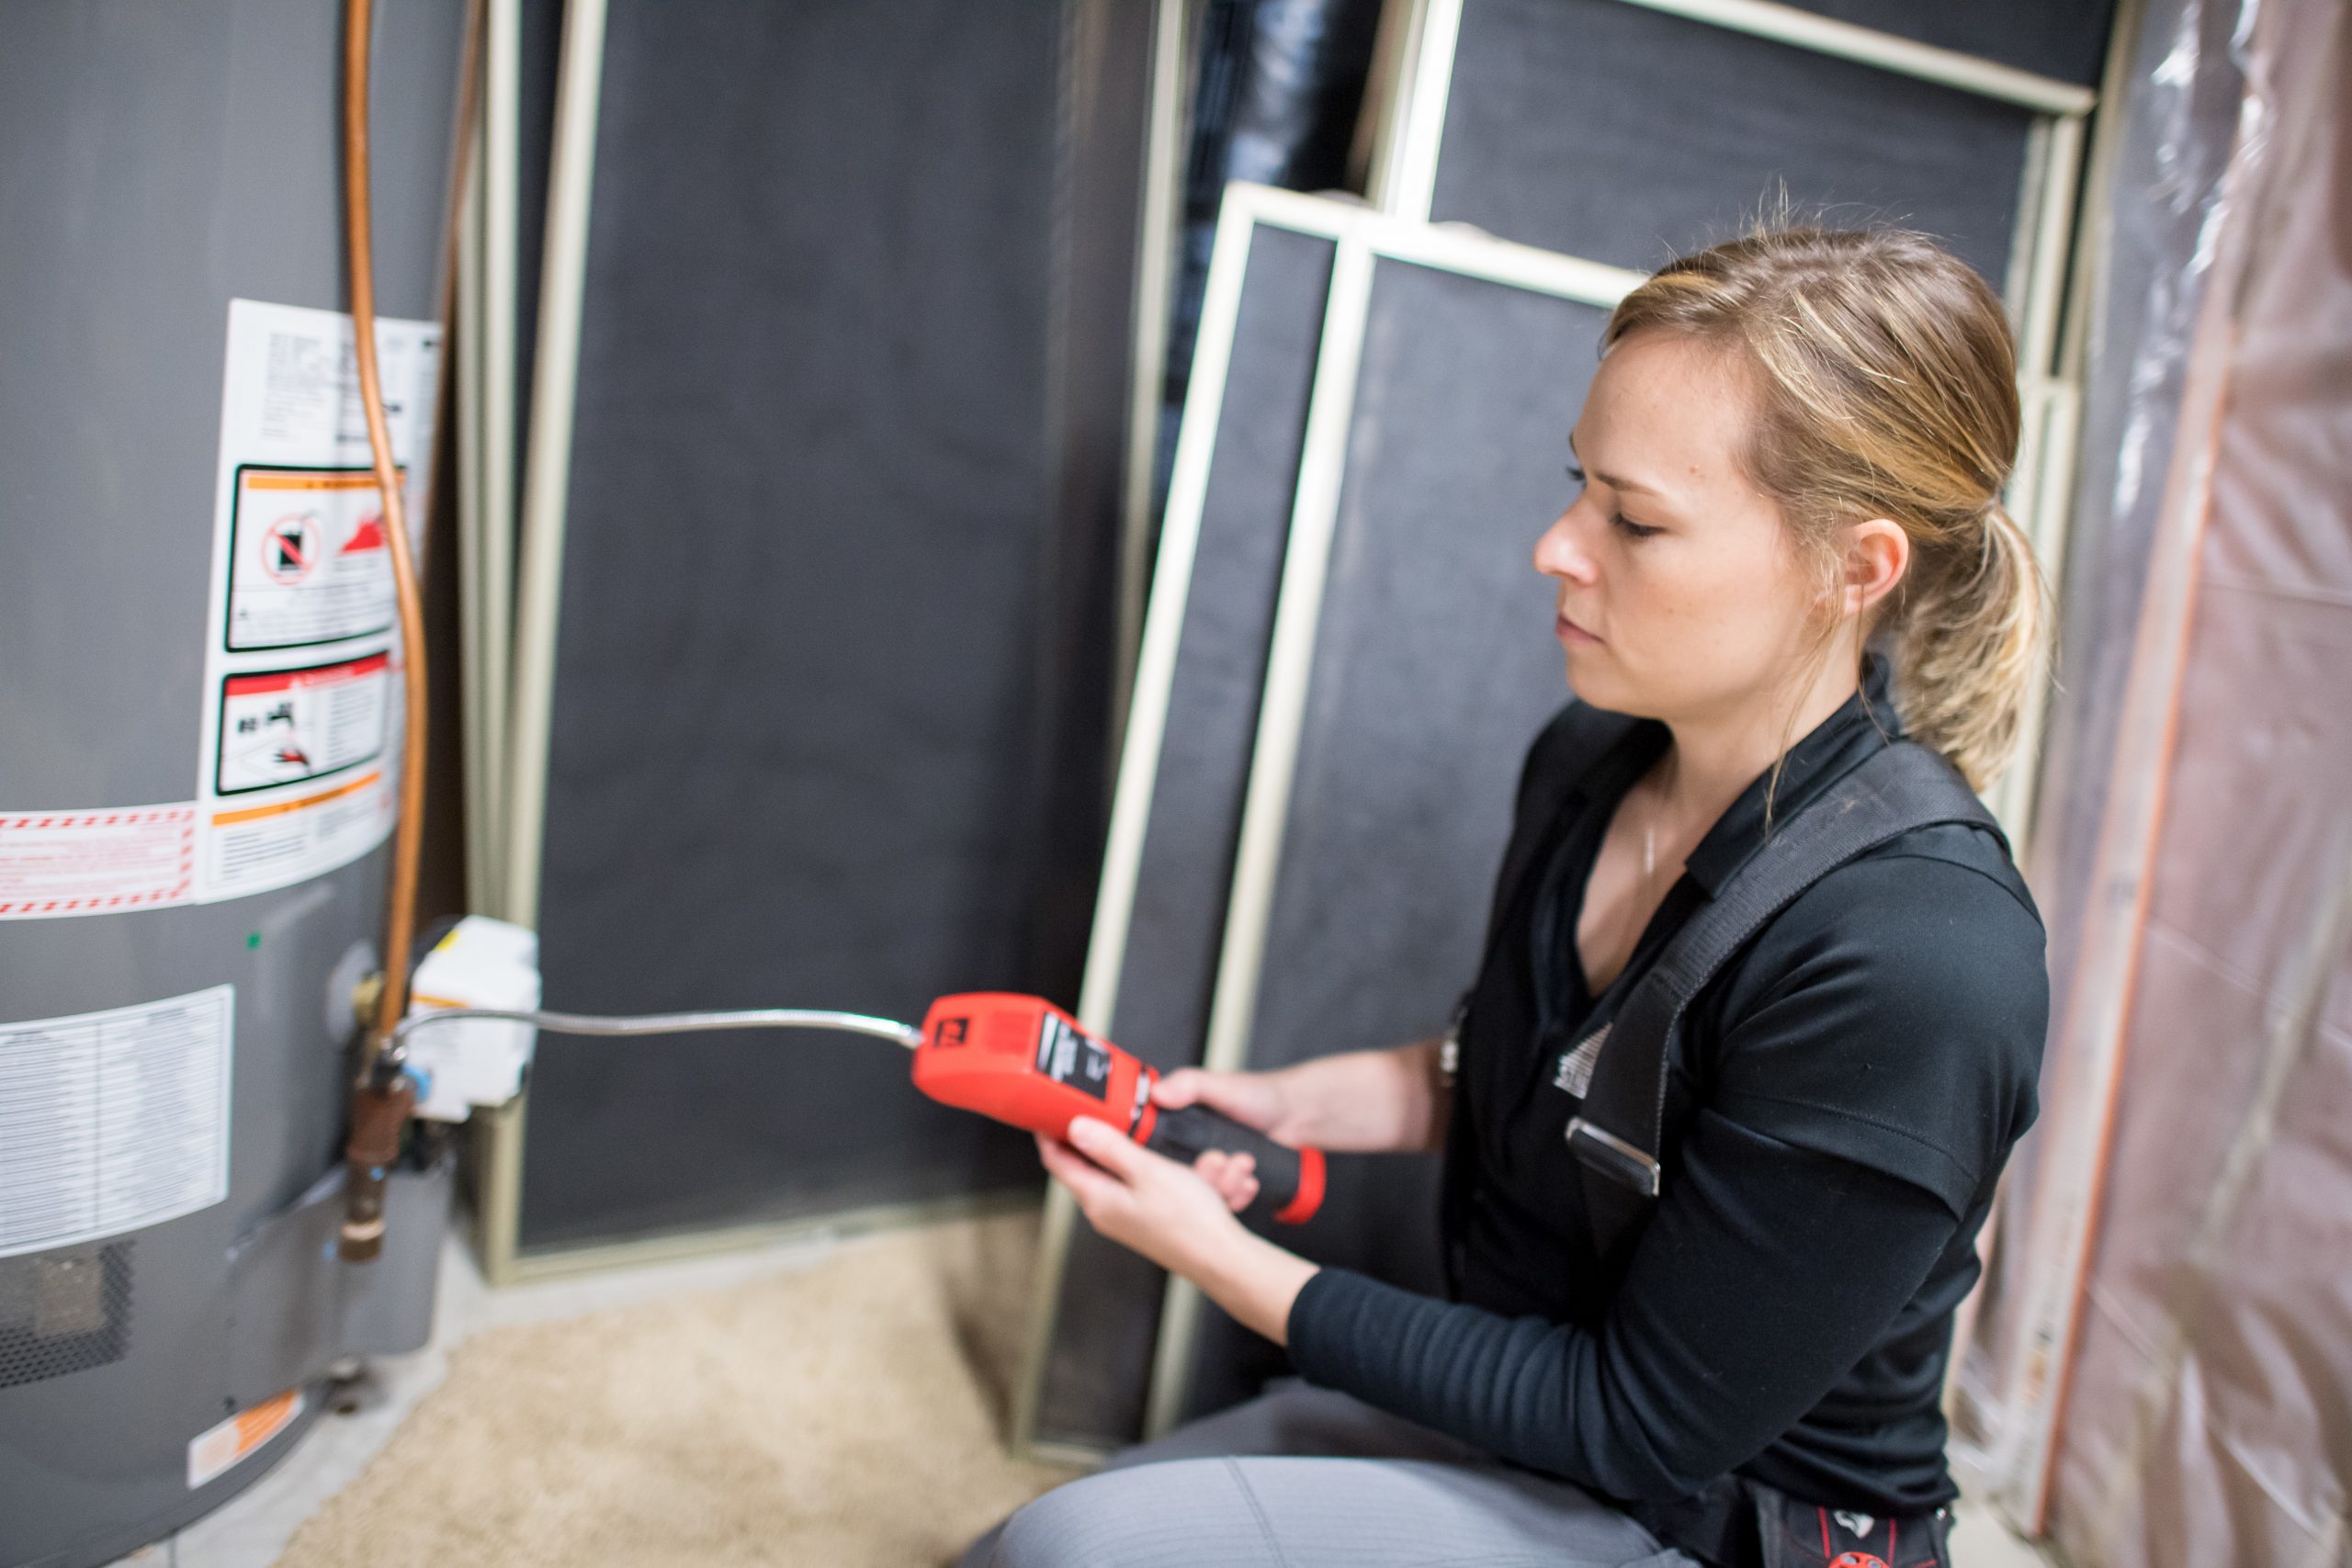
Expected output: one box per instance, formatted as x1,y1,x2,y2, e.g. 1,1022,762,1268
1611,513,1663,540
1565,462,1587,487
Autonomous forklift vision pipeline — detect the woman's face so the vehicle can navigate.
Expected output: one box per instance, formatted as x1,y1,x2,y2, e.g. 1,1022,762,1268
1532,329,1824,725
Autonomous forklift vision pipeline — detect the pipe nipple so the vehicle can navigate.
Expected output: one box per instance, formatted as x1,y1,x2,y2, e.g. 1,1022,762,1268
350,971,386,1033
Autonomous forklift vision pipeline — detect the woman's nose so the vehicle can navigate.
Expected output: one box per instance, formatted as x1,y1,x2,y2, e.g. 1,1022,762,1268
1532,507,1598,583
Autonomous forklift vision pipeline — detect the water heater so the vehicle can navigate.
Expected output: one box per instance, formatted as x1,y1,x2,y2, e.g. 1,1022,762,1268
0,4,466,1562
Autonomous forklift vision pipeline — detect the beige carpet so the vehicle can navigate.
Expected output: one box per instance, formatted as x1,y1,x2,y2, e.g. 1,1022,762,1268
275,1212,1083,1568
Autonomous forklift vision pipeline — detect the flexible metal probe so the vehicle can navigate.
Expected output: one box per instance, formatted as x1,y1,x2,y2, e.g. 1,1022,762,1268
389,992,1327,1226
390,1006,921,1063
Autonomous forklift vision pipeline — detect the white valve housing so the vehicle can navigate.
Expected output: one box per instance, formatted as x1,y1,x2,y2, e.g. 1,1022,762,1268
404,916,541,1122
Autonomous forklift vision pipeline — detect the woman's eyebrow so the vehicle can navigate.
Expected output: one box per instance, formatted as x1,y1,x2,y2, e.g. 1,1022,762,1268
1567,432,1667,499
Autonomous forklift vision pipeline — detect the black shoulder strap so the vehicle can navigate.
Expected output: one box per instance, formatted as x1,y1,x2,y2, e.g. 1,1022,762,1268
1569,740,2006,1280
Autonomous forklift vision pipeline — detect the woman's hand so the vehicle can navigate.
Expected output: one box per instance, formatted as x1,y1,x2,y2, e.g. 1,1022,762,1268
1154,1066,1303,1141
1149,1067,1295,1213
1038,1117,1318,1344
1156,1039,1453,1156
1037,1119,1249,1280
1187,1147,1263,1214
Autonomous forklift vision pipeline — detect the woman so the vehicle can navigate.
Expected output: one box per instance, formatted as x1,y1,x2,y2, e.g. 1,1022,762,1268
976,227,2048,1568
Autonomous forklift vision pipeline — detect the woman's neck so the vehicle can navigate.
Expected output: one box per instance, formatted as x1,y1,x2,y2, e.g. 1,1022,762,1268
1655,649,1863,832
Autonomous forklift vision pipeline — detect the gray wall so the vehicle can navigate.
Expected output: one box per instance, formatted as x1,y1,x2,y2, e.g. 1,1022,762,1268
515,0,1155,1252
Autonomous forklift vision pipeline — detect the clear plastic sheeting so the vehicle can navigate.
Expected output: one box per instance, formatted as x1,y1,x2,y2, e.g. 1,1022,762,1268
1957,0,2352,1561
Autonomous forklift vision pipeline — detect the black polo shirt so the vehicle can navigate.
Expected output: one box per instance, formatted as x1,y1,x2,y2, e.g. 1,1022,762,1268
1286,669,2046,1522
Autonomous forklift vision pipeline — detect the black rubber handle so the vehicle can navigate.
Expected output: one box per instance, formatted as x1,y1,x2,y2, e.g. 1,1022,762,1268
1142,1103,1325,1225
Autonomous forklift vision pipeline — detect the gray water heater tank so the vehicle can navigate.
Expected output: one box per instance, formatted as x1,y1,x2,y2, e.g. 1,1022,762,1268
0,5,466,1563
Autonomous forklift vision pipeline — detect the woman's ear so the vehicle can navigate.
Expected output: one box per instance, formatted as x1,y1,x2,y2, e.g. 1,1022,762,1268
1841,518,1909,620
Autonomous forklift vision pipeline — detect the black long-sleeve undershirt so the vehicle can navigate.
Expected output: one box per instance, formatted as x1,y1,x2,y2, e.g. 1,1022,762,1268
1290,1121,1974,1504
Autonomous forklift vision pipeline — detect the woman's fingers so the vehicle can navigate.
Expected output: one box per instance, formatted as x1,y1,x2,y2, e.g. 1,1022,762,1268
1193,1149,1261,1213
1152,1067,1210,1110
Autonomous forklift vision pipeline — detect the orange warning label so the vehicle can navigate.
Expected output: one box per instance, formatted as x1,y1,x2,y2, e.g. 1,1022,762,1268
225,465,403,652
187,1388,304,1490
209,770,382,827
202,764,390,899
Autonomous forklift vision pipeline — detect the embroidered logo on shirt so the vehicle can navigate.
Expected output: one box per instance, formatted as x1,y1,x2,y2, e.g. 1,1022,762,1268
1833,1513,1876,1540
1553,1022,1607,1098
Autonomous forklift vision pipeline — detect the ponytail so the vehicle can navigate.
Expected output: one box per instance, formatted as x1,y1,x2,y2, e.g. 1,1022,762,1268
1888,502,2047,791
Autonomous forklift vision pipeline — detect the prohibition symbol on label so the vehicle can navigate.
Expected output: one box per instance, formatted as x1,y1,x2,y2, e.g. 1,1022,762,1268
260,513,320,584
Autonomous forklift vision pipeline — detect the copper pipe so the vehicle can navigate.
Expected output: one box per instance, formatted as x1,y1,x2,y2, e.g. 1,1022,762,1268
339,0,485,1259
344,0,428,1062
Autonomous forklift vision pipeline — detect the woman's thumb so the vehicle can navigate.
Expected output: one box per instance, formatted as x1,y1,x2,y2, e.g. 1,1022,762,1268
1154,1067,1210,1109
1154,1067,1283,1134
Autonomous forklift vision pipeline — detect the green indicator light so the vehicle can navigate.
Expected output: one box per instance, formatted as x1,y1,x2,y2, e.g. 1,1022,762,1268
246,932,263,950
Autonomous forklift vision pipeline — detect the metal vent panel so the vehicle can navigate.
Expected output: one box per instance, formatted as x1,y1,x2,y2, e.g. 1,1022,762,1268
0,1241,133,1390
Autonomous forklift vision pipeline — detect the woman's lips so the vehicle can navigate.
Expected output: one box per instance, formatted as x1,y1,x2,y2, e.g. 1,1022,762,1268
1556,613,1601,647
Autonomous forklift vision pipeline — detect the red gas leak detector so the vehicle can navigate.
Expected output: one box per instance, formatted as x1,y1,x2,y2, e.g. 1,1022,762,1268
390,991,1326,1226
911,993,1324,1225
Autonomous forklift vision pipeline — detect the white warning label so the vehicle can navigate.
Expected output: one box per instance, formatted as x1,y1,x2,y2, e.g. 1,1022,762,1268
182,298,435,905
205,769,390,900
215,651,390,795
0,986,234,1259
225,467,404,651
0,807,198,920
0,302,433,924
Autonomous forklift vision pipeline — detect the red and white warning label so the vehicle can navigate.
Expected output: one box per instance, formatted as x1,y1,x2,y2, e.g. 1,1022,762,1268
225,467,402,651
215,651,390,795
0,807,197,920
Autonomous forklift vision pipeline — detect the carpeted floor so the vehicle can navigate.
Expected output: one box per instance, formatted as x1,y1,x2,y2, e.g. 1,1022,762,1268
273,1212,1083,1568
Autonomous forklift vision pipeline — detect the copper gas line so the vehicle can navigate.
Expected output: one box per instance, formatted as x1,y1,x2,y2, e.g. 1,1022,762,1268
339,0,485,1261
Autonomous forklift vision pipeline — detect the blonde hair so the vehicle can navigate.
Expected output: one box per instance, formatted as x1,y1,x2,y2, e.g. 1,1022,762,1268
1602,227,2047,791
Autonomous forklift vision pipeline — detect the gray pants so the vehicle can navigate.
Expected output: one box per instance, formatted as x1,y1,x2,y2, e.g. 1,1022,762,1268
961,1382,1697,1567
